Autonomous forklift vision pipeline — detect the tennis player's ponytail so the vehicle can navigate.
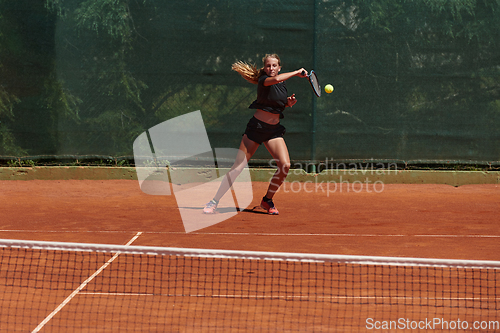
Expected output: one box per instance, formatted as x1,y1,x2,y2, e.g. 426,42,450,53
232,54,281,85
231,61,262,84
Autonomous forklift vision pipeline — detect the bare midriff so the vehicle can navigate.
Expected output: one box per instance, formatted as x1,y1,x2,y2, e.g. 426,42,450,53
253,109,281,125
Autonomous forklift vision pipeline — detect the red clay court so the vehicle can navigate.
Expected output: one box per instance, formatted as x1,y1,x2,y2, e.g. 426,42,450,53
1,179,499,331
1,180,498,259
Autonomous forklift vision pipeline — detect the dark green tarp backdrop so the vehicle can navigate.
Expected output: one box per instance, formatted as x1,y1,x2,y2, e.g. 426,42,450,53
1,0,499,166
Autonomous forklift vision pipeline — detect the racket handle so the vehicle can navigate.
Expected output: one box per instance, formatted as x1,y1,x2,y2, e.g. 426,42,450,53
301,70,306,76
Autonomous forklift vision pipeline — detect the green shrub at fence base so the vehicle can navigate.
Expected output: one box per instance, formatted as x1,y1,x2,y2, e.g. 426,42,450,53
1,167,499,187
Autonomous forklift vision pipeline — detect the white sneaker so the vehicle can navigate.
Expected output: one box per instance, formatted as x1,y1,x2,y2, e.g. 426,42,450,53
203,200,218,214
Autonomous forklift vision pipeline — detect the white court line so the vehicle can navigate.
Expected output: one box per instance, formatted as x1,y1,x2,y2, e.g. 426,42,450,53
31,232,143,333
2,229,499,238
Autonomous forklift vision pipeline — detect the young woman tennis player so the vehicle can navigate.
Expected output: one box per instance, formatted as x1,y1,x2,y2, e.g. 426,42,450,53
203,54,307,215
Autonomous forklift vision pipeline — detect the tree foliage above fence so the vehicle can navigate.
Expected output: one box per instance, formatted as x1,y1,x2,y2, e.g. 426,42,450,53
0,0,499,164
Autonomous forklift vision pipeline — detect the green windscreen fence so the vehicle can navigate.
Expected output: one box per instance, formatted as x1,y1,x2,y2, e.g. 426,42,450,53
0,0,499,166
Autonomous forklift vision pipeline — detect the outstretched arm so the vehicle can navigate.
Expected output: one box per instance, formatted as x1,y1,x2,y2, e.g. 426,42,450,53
264,69,308,86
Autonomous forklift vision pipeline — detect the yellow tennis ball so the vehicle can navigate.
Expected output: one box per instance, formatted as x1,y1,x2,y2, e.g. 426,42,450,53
325,84,334,94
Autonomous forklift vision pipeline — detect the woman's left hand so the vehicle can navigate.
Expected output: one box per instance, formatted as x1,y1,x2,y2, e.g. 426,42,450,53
287,94,297,108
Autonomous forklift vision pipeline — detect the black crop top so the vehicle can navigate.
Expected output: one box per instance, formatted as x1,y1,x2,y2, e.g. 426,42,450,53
248,74,287,119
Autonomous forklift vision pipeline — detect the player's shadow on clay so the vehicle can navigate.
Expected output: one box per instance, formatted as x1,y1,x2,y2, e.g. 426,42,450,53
241,207,269,215
179,206,238,214
179,206,268,215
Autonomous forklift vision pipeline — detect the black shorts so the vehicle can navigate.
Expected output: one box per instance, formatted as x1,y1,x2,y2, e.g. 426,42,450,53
243,117,286,145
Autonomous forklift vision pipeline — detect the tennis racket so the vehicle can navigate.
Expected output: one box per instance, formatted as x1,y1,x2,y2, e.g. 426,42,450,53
302,70,321,97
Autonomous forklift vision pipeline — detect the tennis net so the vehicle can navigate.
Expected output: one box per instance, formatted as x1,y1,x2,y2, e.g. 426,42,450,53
0,238,499,332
